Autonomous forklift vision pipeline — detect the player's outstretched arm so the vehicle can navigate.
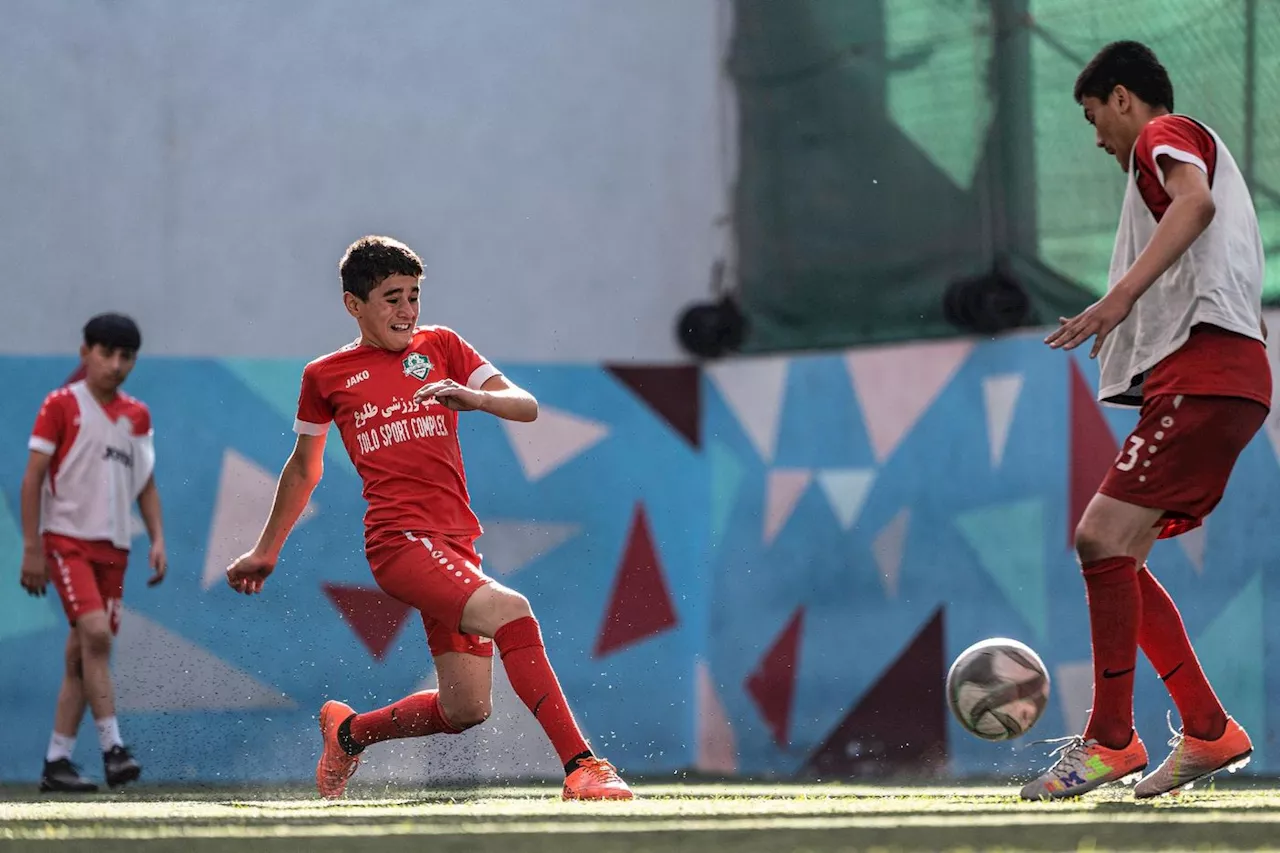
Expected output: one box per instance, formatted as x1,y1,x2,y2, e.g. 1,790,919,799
136,475,167,587
413,375,538,422
1047,159,1216,357
18,450,52,597
226,433,326,595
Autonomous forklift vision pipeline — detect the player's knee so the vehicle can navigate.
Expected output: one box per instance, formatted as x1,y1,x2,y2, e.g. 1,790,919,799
493,589,533,623
79,625,113,658
1074,519,1120,563
442,697,491,731
451,703,492,731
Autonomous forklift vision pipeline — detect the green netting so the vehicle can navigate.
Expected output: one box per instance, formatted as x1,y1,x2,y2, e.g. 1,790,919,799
732,0,1280,353
1030,0,1280,298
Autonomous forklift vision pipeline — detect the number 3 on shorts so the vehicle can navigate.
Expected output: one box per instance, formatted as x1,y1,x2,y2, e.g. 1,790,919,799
1115,435,1146,472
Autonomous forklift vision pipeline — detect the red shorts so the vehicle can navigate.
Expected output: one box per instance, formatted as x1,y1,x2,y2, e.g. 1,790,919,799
1098,394,1268,538
366,532,494,658
43,534,128,634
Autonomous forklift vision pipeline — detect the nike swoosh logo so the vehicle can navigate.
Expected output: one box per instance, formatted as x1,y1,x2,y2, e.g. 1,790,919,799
1102,667,1135,678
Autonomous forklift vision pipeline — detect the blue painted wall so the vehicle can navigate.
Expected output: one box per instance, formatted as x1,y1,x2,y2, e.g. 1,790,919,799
1,329,1276,782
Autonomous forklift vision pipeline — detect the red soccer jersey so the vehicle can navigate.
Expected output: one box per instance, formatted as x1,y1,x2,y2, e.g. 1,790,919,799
294,326,501,544
1132,114,1218,221
29,381,154,550
1128,116,1270,407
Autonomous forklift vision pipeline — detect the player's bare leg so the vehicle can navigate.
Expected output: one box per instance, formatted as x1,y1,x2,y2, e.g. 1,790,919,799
434,652,494,729
40,632,96,793
461,582,632,800
1022,496,1157,800
75,611,140,788
315,654,490,799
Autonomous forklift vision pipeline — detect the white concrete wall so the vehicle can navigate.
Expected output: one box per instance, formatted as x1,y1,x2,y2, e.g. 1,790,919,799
0,0,734,362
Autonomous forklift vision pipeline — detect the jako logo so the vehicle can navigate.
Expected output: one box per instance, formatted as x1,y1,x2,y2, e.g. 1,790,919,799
103,446,134,468
346,370,370,389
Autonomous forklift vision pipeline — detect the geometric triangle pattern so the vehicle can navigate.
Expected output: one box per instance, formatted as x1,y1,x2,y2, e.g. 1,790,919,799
1068,358,1119,548
816,469,876,530
594,504,679,658
0,493,58,640
477,519,581,577
114,607,295,711
9,316,1280,783
709,440,746,551
982,373,1023,469
1178,521,1208,575
606,365,701,448
202,448,318,590
219,357,357,476
500,404,610,482
695,659,738,774
872,508,911,599
846,340,973,463
706,357,789,462
1195,571,1265,767
745,607,804,748
764,469,812,545
803,607,946,778
954,499,1047,641
1054,660,1094,738
322,583,414,663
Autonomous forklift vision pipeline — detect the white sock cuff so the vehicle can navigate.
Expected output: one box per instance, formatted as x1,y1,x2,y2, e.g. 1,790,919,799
47,732,76,762
95,716,123,752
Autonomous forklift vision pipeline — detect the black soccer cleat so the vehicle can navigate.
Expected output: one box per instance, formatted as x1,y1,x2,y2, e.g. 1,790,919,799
103,745,141,788
39,758,98,793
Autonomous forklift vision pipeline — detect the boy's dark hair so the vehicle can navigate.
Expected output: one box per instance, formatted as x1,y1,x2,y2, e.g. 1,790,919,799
339,236,424,300
1074,40,1174,111
83,313,141,352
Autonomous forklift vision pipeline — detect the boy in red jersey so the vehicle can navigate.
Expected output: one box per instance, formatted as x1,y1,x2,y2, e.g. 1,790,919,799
1025,42,1266,800
19,313,168,792
226,236,632,801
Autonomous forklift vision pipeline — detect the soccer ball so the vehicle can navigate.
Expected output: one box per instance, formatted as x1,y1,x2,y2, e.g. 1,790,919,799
946,638,1051,741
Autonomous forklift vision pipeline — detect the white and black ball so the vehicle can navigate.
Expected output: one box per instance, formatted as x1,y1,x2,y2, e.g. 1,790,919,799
946,638,1051,741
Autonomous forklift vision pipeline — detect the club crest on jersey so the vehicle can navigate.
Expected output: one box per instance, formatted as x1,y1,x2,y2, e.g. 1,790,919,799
402,353,433,381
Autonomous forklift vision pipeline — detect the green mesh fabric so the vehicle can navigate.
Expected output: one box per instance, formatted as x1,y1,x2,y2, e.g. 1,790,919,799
732,0,1280,353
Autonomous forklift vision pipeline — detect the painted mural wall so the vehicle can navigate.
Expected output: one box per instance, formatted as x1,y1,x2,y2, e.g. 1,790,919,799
0,0,733,363
2,317,1278,783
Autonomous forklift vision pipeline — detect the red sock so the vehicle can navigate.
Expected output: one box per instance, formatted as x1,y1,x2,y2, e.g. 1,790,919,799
1081,556,1141,749
493,616,590,765
349,690,461,747
1137,565,1228,740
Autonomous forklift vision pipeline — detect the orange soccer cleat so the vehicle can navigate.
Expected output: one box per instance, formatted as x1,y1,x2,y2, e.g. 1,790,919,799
1020,733,1148,800
1135,715,1253,798
562,756,634,801
316,700,361,800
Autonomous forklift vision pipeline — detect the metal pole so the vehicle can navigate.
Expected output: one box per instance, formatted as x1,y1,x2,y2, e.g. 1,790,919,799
1244,0,1257,186
992,0,1036,259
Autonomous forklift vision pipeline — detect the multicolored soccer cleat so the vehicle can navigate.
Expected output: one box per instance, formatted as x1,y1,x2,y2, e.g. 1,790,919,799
562,757,634,801
1134,714,1252,798
1020,733,1148,800
316,700,361,800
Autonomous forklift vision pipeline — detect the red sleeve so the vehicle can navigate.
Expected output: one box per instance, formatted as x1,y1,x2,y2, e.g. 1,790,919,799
294,364,334,435
443,328,501,389
128,400,152,436
1135,115,1216,187
30,392,69,455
